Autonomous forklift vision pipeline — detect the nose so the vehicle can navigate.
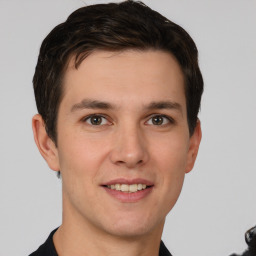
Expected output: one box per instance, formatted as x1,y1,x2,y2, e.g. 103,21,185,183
109,124,149,168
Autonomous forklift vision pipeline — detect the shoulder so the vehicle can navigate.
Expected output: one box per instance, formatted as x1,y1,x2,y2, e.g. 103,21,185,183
159,240,173,256
28,228,58,256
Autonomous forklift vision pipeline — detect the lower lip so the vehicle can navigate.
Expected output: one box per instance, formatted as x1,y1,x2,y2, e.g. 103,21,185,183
102,186,153,203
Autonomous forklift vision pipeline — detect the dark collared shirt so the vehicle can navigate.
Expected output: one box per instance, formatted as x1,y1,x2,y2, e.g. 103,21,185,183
29,228,172,256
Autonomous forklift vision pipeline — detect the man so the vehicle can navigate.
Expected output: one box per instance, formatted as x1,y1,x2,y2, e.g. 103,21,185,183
30,1,203,255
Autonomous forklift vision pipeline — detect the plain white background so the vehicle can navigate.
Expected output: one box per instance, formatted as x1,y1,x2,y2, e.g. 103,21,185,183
0,0,256,255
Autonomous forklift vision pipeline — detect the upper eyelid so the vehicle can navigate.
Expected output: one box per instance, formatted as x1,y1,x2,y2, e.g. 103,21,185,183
81,114,111,124
82,113,109,120
145,113,175,122
80,113,175,124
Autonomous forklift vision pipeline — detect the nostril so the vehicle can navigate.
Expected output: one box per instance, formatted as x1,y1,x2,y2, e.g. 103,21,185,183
116,160,125,165
115,159,143,167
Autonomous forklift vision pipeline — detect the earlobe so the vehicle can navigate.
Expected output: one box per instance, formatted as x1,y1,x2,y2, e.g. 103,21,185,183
185,119,202,174
32,114,60,171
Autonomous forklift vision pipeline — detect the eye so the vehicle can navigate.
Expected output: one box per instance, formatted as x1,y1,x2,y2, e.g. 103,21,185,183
146,115,173,126
83,115,109,126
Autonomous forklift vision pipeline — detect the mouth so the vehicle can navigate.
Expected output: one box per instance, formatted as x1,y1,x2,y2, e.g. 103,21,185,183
101,179,154,202
104,183,152,193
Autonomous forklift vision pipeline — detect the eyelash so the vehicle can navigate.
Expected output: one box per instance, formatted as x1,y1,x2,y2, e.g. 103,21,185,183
82,114,110,126
146,114,175,126
81,114,175,126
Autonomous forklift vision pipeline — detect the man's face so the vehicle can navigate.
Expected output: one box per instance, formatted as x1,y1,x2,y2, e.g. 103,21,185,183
48,50,201,238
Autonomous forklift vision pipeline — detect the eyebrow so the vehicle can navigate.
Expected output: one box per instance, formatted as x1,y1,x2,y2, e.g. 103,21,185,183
145,101,182,112
70,99,182,114
71,99,114,112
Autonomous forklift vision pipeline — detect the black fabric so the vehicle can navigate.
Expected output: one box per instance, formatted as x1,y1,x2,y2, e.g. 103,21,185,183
159,240,173,256
29,229,58,256
29,229,172,256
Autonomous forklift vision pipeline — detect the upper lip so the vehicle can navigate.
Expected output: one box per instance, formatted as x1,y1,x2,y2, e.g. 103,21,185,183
102,178,154,186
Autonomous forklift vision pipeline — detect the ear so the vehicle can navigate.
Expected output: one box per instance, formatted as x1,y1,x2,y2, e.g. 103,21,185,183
185,119,202,173
32,114,60,171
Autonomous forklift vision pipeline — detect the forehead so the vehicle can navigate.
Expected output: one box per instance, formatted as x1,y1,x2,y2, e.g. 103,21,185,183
61,50,185,111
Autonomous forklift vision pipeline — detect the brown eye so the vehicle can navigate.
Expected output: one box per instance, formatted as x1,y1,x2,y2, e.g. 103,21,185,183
85,115,108,125
90,116,102,125
152,116,164,125
146,115,173,126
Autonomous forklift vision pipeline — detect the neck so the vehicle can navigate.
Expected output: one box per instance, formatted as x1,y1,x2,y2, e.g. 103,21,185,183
53,198,165,256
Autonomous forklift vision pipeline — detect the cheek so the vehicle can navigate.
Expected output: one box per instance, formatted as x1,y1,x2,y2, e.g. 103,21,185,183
152,134,189,173
151,134,189,205
58,136,105,208
57,130,109,172
57,132,112,202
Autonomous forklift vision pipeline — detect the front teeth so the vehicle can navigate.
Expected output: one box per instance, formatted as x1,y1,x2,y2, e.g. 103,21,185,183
107,184,147,193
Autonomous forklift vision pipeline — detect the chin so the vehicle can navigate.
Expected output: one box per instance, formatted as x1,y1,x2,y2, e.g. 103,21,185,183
105,224,153,239
100,214,165,239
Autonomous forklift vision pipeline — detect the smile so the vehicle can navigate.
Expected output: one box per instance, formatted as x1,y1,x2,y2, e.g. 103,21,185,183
102,179,154,202
107,184,148,193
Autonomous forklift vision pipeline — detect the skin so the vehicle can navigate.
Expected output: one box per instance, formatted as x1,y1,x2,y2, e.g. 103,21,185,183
32,50,201,256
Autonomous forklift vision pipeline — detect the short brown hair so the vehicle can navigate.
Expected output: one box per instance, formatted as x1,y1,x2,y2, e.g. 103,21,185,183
33,0,203,144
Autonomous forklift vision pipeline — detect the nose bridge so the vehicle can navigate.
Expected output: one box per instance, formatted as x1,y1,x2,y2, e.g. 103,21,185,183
110,120,148,168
